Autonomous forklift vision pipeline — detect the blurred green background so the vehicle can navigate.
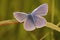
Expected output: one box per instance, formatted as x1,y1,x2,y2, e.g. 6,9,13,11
0,0,60,40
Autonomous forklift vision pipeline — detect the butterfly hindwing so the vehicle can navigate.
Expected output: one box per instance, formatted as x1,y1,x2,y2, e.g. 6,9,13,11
33,15,46,28
24,17,35,31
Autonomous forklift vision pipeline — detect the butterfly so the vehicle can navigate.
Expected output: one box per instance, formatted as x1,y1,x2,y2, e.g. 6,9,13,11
13,3,48,31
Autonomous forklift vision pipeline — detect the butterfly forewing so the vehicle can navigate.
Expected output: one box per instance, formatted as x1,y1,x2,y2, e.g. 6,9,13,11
32,3,48,16
13,12,27,23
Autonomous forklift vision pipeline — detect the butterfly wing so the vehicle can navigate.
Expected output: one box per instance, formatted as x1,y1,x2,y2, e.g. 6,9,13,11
13,12,27,23
32,3,48,16
33,15,46,28
24,17,35,31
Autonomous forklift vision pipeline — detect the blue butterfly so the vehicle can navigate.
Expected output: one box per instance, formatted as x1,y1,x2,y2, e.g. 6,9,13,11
13,3,48,31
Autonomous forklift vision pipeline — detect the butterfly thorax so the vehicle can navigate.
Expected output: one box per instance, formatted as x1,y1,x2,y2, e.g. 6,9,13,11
27,14,34,23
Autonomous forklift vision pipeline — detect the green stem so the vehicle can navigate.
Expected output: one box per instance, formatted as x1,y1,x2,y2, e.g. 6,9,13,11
57,22,60,26
50,0,55,40
48,0,55,40
51,0,55,23
40,32,49,40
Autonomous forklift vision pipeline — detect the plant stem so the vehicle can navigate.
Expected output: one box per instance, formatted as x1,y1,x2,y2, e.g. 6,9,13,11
0,20,60,32
0,20,19,26
50,0,55,40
